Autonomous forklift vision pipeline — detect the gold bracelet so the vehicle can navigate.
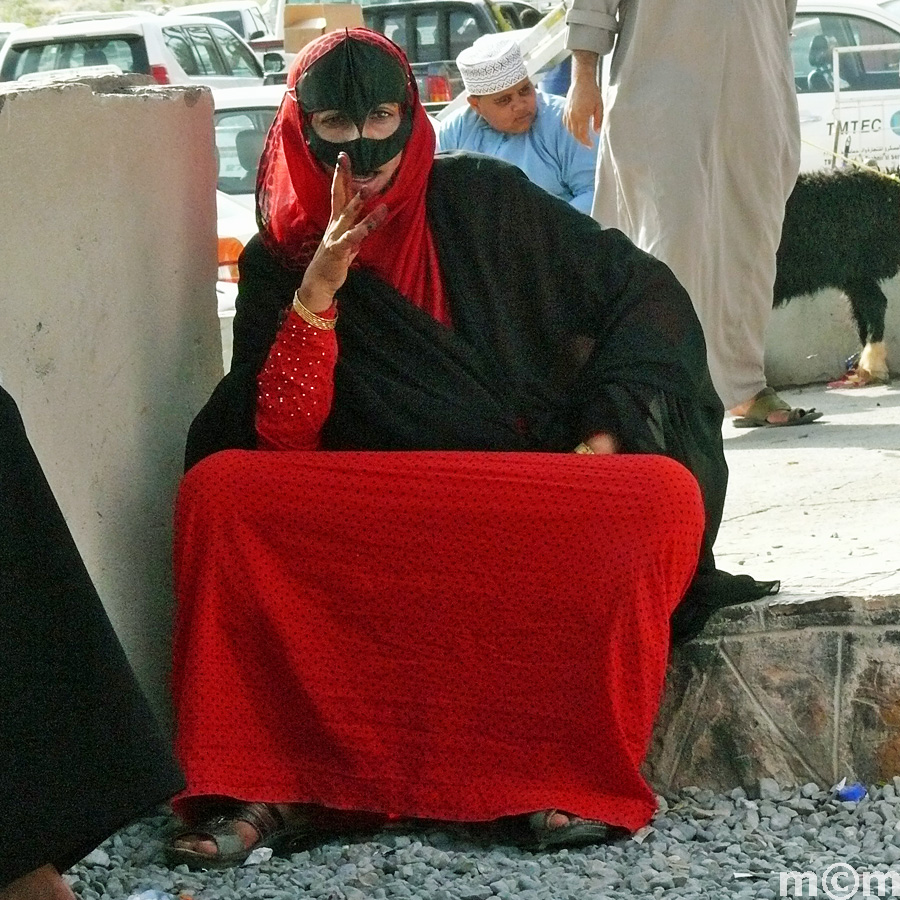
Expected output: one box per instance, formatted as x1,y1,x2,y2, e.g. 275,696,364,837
293,290,337,330
573,442,595,454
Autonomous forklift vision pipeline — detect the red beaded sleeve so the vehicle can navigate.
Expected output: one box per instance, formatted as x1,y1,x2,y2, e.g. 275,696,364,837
255,306,338,451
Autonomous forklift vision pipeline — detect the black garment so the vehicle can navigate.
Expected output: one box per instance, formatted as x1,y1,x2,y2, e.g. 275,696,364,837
0,387,183,886
186,153,776,643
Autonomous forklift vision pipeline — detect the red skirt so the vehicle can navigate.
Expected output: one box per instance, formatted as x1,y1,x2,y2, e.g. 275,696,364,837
171,451,703,832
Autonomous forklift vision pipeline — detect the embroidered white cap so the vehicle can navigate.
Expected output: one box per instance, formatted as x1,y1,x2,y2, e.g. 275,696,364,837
457,35,528,96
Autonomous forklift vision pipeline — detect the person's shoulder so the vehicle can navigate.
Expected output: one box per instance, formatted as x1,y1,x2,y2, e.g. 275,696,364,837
431,151,533,189
428,151,562,219
534,91,571,133
239,232,304,292
243,232,277,263
439,102,478,127
436,104,482,145
536,90,567,116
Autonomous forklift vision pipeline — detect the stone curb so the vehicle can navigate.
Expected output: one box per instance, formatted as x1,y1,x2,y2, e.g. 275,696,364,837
646,595,900,794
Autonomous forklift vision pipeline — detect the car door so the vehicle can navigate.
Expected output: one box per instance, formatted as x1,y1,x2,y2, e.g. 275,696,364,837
208,22,264,83
793,8,900,172
167,22,262,87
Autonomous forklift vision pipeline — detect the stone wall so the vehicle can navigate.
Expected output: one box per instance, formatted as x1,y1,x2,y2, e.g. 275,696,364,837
646,595,900,793
0,76,223,727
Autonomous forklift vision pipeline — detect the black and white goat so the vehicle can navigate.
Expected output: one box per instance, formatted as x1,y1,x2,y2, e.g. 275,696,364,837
774,167,900,384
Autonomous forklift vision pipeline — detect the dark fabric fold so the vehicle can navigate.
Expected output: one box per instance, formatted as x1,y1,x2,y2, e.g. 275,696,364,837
1,387,183,885
186,152,775,642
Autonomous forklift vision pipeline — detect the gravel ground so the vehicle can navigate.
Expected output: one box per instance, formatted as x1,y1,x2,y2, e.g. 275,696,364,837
65,778,900,899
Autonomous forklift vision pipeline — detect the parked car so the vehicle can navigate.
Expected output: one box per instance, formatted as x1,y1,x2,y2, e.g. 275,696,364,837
793,0,900,171
0,12,269,87
171,0,272,41
213,84,283,367
362,0,542,109
0,22,25,48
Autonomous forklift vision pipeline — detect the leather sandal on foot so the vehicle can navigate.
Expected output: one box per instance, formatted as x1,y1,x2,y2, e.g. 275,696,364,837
732,387,823,428
501,809,625,851
165,802,311,870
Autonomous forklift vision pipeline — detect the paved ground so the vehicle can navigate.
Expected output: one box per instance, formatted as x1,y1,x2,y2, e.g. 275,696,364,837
717,381,900,599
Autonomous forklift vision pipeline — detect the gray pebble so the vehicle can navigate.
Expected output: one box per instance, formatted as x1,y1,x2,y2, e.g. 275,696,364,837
627,872,651,892
61,782,900,900
758,778,782,801
81,849,111,868
457,890,492,900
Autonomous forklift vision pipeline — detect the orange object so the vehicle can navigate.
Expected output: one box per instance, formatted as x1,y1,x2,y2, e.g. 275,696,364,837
217,237,245,283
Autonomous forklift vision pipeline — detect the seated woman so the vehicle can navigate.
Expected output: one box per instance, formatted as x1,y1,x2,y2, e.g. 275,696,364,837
1,386,183,900
167,28,776,869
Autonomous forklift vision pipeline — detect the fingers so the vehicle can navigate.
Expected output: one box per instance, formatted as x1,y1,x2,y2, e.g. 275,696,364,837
336,203,389,254
564,80,603,147
592,96,604,137
563,104,590,147
329,152,354,220
562,102,579,141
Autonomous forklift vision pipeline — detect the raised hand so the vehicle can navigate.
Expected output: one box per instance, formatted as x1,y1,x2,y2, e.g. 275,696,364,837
297,153,389,312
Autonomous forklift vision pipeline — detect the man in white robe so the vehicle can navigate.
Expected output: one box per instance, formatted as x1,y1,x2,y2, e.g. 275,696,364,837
562,0,821,426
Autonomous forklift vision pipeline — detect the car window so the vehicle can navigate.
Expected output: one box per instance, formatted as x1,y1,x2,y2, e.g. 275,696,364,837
494,3,522,29
792,13,900,93
184,24,228,75
0,35,147,79
214,105,277,193
210,23,261,76
448,12,480,59
163,26,201,75
206,9,245,35
847,16,900,79
413,12,440,63
249,8,268,35
381,13,408,50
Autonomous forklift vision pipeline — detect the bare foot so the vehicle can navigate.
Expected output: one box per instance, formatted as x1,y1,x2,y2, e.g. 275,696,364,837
544,811,576,829
170,802,388,867
729,387,822,427
584,432,618,454
729,402,794,425
0,864,76,900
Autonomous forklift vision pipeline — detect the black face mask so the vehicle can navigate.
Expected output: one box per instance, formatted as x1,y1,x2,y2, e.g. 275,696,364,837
297,38,413,176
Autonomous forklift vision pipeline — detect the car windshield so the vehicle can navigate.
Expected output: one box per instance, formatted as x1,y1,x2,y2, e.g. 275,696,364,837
215,104,278,194
204,9,245,34
0,35,150,80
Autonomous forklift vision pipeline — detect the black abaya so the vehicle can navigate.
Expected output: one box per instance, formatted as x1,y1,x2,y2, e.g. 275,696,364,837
186,153,777,643
0,386,183,886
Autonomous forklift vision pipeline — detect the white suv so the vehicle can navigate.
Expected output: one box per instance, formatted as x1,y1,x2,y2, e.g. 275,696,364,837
0,12,267,87
170,1,273,43
794,0,900,171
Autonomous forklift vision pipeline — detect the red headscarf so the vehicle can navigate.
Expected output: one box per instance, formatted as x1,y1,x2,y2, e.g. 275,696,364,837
256,28,450,324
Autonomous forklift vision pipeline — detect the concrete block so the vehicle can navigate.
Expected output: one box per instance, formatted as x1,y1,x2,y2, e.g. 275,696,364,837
0,77,223,727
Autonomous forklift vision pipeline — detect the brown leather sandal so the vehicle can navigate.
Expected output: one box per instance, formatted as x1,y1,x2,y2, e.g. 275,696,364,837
165,802,313,870
498,809,627,851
